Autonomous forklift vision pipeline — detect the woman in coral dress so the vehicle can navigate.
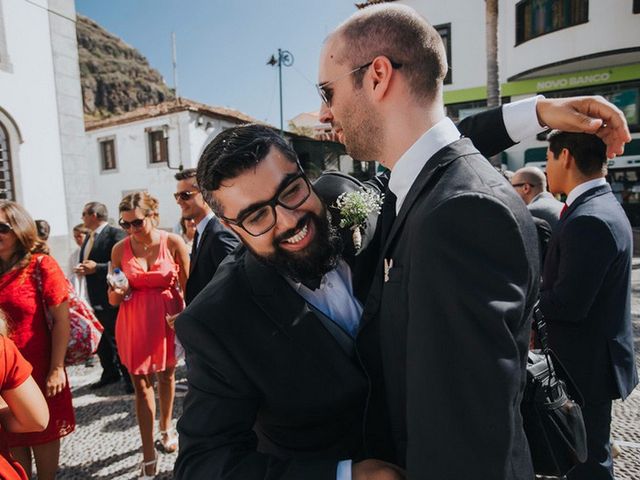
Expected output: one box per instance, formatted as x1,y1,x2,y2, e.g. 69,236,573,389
0,201,74,480
108,192,188,479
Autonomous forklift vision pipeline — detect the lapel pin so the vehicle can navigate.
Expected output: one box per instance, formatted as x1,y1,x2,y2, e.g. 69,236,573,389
384,258,393,283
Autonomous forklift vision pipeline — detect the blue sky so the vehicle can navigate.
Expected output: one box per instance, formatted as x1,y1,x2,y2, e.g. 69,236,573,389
75,0,358,127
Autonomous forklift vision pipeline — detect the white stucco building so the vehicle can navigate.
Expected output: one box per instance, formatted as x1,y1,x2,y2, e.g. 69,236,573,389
84,99,257,230
0,0,87,260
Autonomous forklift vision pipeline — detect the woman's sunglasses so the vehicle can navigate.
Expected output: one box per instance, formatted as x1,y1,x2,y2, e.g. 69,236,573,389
118,218,146,230
0,222,13,234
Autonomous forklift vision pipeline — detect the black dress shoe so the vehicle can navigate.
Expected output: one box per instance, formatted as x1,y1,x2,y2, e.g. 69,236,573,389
89,376,120,390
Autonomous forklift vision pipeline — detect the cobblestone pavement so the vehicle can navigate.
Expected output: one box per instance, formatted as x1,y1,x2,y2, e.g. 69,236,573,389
55,264,640,479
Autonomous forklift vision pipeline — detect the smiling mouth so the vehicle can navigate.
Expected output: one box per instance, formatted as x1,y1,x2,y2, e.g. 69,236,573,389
284,224,308,244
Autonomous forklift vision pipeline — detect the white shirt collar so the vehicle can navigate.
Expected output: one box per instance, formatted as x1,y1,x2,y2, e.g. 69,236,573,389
388,117,460,214
94,222,108,236
196,211,215,237
565,177,607,206
195,211,215,248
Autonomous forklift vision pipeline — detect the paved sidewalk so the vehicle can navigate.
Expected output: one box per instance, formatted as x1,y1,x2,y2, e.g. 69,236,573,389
55,263,640,479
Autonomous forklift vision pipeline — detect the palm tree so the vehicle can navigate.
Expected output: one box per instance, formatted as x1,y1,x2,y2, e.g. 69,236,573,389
486,0,501,166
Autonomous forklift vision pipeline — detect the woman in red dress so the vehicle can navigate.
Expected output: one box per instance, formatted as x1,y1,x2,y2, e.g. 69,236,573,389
0,308,50,480
0,201,75,480
109,192,188,479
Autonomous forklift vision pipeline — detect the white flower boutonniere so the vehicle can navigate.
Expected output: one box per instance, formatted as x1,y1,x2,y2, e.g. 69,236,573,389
333,188,383,251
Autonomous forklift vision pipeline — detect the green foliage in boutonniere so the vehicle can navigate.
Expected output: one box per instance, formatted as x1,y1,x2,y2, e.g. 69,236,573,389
333,188,383,250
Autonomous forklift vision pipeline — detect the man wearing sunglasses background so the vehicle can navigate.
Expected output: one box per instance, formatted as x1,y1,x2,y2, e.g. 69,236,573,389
511,166,564,231
75,202,132,393
174,169,238,306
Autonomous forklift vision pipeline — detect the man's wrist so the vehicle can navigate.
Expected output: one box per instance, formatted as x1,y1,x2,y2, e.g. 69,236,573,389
502,94,546,143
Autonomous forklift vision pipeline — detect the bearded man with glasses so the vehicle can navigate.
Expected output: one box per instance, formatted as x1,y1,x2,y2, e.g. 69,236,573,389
173,169,238,307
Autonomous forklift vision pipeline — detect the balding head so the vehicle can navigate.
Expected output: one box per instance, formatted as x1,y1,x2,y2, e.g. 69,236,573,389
329,4,447,104
511,167,547,204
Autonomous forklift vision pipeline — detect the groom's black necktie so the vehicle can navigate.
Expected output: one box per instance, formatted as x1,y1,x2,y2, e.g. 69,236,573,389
190,230,200,273
379,188,397,249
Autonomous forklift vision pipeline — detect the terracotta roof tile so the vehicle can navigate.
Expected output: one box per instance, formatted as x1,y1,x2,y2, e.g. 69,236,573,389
85,98,261,131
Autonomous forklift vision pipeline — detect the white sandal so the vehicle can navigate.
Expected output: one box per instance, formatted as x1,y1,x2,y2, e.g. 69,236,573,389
155,428,178,454
139,453,158,479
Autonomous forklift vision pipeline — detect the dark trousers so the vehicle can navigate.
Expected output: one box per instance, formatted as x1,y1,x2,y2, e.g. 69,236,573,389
95,307,129,381
568,400,614,480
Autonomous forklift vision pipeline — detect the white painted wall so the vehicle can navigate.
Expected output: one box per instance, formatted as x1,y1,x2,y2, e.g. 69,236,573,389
86,111,241,230
0,0,70,250
400,0,488,90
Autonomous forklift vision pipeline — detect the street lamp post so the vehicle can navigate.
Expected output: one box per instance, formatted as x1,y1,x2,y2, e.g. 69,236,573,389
267,48,294,136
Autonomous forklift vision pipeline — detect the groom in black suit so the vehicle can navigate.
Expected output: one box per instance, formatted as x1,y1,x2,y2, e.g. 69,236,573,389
315,5,581,479
174,168,238,306
541,131,637,480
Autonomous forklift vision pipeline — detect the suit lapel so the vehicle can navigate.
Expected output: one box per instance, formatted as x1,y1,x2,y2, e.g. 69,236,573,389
561,184,611,222
359,139,469,328
242,252,354,361
191,218,212,270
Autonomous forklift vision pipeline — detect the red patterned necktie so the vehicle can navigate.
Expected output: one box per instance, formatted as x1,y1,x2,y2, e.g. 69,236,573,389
560,203,568,218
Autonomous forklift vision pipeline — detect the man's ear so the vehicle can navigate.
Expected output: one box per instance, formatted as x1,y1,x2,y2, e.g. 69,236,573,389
369,56,395,101
559,147,573,171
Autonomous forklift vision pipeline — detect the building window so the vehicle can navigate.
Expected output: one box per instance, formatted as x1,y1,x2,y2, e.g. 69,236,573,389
99,138,117,171
435,23,452,85
516,0,589,45
634,0,640,14
0,122,15,200
148,130,168,164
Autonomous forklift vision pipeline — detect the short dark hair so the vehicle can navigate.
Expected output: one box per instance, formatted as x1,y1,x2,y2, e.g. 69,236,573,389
84,202,108,220
174,168,197,182
335,4,447,102
196,124,298,215
547,131,607,177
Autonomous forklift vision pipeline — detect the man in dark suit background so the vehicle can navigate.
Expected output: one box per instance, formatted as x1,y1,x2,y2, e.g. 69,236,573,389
512,166,564,230
75,202,132,392
174,168,238,306
316,4,629,479
541,131,637,480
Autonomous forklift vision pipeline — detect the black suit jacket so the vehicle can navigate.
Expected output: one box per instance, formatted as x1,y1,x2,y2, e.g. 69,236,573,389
185,215,238,305
540,184,638,402
358,138,540,479
81,224,126,310
175,246,371,480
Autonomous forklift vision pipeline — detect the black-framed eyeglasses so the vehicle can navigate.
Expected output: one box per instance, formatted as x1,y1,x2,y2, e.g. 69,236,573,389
0,222,13,234
512,183,538,189
221,172,312,237
316,59,403,107
118,217,146,230
173,190,199,202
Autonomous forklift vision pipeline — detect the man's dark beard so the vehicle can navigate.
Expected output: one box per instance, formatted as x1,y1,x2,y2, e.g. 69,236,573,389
248,210,343,286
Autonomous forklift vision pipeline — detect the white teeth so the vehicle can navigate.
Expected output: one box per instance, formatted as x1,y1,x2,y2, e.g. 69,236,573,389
285,224,308,244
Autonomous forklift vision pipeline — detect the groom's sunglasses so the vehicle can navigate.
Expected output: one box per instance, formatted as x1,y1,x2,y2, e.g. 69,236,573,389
0,222,13,234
